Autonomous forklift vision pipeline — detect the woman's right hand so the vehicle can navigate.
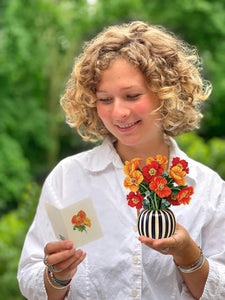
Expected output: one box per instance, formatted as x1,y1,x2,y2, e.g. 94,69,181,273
44,240,86,281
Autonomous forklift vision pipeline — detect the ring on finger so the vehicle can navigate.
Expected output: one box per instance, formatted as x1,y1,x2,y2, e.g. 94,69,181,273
172,236,178,247
43,255,50,267
51,264,61,273
161,247,170,253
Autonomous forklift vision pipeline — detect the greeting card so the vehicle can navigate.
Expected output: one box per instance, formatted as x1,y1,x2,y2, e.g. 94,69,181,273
44,197,103,248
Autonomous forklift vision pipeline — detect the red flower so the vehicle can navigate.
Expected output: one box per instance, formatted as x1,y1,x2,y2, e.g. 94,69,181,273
149,177,171,198
177,186,194,205
167,193,180,206
127,191,144,209
142,161,164,182
171,157,189,174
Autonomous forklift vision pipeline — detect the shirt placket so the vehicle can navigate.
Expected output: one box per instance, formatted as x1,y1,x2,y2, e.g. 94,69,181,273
130,226,142,299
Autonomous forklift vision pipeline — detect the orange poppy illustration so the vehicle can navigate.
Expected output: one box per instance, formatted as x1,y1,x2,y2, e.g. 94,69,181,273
71,210,91,232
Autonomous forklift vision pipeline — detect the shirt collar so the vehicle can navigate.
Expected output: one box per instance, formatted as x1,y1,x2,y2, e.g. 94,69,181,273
80,137,124,172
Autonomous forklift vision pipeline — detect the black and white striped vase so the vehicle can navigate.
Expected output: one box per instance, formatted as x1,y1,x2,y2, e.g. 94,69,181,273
137,209,176,239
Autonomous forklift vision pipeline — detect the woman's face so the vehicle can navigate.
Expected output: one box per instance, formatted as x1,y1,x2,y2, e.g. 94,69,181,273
96,58,162,149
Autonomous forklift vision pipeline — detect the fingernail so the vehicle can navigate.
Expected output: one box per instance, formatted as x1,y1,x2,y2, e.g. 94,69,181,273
70,248,76,254
65,241,73,249
76,249,83,256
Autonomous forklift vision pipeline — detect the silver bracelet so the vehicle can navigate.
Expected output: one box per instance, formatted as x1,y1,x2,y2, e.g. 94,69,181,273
177,253,206,273
46,267,70,290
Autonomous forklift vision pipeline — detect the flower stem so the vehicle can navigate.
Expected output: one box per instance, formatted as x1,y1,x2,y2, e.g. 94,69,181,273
154,192,158,210
140,182,149,192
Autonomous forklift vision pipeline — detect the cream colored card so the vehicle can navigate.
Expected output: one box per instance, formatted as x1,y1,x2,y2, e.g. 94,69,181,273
44,197,103,248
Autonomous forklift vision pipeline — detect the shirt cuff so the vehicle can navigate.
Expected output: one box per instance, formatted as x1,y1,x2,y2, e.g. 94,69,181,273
201,259,225,299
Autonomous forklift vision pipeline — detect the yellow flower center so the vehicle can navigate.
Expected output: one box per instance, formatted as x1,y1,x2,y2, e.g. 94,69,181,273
177,163,183,169
149,168,156,175
132,198,139,204
158,183,164,190
171,194,177,200
131,178,136,184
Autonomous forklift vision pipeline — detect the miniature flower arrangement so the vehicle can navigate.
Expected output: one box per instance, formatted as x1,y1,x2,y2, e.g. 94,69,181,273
124,155,194,211
124,155,194,239
71,210,91,233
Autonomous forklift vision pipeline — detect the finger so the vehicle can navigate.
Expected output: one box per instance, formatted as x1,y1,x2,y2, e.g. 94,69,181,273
139,235,178,253
46,247,76,266
53,250,86,281
44,240,74,255
139,235,154,246
65,250,86,272
54,249,86,272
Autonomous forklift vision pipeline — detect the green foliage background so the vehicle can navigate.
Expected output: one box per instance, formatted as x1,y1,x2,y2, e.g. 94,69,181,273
0,0,225,298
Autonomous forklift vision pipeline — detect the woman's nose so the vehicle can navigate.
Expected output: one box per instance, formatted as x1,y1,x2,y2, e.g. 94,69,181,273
112,99,130,120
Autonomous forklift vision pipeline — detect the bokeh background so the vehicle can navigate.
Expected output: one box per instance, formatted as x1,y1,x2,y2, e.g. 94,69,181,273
1,0,225,298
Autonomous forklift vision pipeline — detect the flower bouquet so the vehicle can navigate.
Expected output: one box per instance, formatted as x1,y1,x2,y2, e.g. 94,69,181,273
123,155,194,238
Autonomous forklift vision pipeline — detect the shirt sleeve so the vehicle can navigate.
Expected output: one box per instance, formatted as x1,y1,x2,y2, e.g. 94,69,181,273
17,177,57,300
200,175,225,299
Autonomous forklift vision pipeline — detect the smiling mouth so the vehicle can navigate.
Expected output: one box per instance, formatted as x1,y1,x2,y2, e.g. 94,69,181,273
116,120,140,129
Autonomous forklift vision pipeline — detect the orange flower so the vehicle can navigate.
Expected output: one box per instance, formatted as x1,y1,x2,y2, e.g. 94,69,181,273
71,210,86,226
124,170,144,192
168,166,186,185
71,215,77,225
71,215,82,227
77,210,86,222
124,158,142,175
149,177,171,198
146,155,168,172
177,186,194,205
84,217,91,227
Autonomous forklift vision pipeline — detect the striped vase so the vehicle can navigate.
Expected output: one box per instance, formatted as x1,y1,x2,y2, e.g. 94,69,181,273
137,209,176,239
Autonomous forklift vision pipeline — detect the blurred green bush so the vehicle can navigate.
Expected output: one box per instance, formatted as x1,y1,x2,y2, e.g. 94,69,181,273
0,182,40,299
176,132,225,179
0,134,31,216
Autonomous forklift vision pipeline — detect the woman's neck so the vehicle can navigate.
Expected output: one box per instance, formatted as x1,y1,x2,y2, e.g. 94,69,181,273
115,137,170,168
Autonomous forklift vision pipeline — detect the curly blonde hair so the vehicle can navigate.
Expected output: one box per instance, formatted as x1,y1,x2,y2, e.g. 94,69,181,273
60,21,211,142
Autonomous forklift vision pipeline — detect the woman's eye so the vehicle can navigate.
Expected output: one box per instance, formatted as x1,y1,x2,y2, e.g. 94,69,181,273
127,94,141,100
98,98,112,103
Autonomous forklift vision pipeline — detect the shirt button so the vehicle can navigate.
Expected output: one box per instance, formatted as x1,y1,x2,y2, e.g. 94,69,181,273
131,290,138,297
133,225,138,232
132,256,139,264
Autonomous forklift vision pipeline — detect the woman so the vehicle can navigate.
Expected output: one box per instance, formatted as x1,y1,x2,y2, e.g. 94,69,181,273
18,21,225,299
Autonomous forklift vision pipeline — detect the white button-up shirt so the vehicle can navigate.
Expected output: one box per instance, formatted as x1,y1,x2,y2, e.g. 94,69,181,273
17,137,225,299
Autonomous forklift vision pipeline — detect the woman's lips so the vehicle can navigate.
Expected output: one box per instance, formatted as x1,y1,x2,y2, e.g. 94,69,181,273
115,120,140,131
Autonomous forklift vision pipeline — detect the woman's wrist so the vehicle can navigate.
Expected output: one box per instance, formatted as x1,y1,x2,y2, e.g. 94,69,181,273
172,238,201,268
46,267,72,290
173,246,206,273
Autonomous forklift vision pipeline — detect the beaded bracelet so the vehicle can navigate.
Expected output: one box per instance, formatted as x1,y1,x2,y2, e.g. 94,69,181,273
174,247,206,273
46,267,72,289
